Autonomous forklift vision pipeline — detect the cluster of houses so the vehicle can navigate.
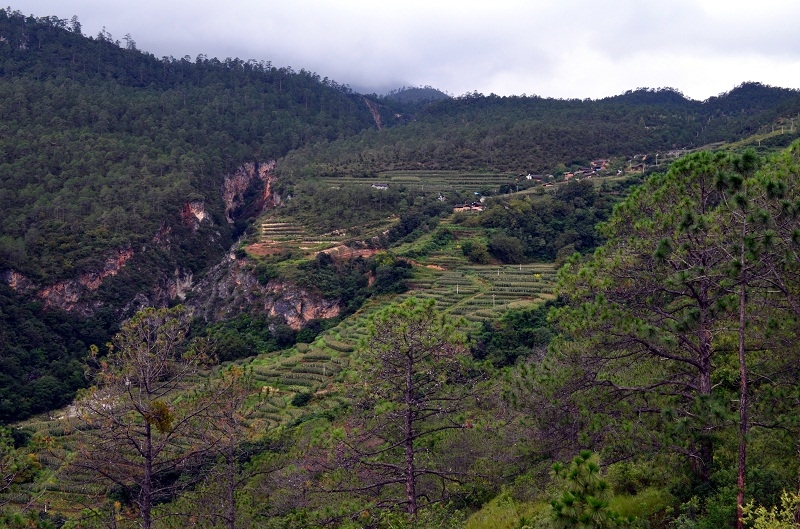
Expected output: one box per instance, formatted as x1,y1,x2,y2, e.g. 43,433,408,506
517,159,612,184
563,159,609,181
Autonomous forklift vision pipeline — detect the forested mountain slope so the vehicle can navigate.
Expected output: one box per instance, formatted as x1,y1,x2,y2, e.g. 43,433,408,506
0,9,375,288
0,9,377,423
279,84,800,179
4,7,800,529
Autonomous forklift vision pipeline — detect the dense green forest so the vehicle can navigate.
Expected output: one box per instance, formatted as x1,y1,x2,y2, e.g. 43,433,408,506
0,284,115,421
0,10,375,284
277,83,800,180
4,6,800,529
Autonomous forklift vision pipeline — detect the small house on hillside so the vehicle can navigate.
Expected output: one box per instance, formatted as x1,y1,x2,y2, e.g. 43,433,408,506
453,202,484,213
371,183,389,190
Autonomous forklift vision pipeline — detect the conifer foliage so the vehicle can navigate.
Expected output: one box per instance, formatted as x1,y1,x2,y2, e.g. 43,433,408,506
333,298,475,517
550,451,626,529
68,307,223,529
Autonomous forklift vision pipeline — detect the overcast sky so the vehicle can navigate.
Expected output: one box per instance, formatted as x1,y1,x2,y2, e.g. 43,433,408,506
11,0,800,100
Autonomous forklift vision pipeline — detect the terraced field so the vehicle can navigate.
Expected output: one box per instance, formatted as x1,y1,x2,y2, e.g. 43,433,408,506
451,264,557,321
398,263,557,321
250,215,396,256
10,417,116,515
319,170,517,194
14,257,559,516
237,259,557,405
258,219,344,250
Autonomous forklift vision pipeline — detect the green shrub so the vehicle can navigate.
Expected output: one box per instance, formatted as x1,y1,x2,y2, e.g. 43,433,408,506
255,262,280,285
610,488,674,520
742,491,800,529
462,240,490,264
290,392,314,407
488,233,525,264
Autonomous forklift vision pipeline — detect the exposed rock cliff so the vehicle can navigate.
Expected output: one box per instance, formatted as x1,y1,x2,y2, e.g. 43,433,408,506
3,161,285,320
180,201,209,232
222,161,279,224
4,248,134,316
2,270,35,294
187,253,339,329
120,267,195,316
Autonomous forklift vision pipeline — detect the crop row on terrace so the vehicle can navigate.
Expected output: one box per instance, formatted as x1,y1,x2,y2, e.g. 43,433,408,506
253,215,398,257
318,170,517,194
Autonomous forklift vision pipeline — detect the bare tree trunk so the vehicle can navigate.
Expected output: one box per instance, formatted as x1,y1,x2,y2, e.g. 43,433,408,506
405,352,417,516
698,316,714,483
737,279,748,529
733,206,755,529
143,421,153,529
227,442,236,529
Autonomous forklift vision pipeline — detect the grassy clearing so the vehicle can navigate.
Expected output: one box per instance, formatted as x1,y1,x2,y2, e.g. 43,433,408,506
610,487,675,520
463,493,548,529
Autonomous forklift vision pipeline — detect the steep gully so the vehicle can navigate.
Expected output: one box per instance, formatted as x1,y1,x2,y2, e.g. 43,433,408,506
2,161,340,328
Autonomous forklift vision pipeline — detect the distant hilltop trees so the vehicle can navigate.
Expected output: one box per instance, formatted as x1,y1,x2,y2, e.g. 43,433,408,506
382,85,451,109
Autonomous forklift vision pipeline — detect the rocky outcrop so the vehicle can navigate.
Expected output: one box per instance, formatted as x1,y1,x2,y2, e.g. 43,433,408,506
3,248,134,315
180,201,209,232
120,267,195,316
2,270,35,294
265,281,340,329
37,281,94,314
222,161,279,223
171,268,194,301
187,253,339,329
77,248,134,291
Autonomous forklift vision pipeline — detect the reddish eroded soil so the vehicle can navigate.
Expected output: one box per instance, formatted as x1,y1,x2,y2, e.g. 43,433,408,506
244,243,289,257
